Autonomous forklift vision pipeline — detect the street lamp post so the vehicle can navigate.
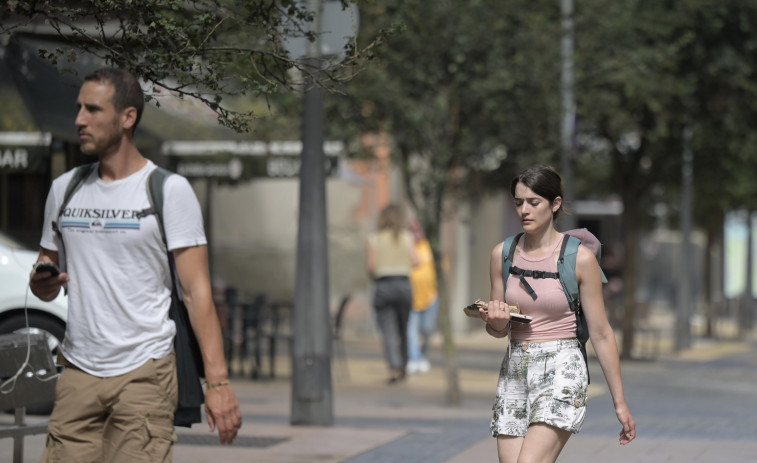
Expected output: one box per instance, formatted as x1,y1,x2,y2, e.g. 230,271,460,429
287,0,358,426
675,125,694,351
560,0,576,229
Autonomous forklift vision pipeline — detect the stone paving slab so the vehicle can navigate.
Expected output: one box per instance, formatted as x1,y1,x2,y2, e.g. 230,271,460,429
174,424,405,463
448,435,757,463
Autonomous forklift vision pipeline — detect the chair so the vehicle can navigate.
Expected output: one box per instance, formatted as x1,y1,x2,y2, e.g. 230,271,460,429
332,295,351,380
240,293,268,379
261,300,293,379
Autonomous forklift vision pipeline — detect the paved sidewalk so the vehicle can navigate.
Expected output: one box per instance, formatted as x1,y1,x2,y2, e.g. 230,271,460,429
2,327,756,463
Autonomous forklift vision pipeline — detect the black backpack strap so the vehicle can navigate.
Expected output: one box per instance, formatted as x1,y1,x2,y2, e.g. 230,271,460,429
145,166,182,295
506,232,560,301
509,267,559,280
508,266,560,301
145,166,206,426
53,163,97,234
144,166,171,245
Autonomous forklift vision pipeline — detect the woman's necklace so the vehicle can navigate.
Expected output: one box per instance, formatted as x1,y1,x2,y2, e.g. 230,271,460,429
521,231,560,256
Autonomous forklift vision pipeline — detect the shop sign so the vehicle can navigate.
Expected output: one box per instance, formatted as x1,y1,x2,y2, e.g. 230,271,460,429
165,140,342,180
174,155,339,180
177,158,245,180
266,155,338,178
0,132,52,174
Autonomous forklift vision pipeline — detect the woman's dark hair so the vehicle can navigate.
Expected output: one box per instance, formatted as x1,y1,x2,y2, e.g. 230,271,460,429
84,68,145,131
510,164,564,219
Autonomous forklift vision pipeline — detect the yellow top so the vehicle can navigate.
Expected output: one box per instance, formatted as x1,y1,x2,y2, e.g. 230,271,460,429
409,239,438,310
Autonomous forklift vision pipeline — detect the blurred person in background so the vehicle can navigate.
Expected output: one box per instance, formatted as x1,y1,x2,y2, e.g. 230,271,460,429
367,204,418,384
406,219,439,374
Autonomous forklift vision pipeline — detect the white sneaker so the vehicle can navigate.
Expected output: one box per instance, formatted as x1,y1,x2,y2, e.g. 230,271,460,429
406,361,421,374
418,359,431,373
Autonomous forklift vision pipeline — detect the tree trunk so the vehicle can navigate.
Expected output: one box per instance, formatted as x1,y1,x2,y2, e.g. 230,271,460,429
739,211,755,338
704,227,715,338
423,199,460,406
704,215,724,338
434,249,461,406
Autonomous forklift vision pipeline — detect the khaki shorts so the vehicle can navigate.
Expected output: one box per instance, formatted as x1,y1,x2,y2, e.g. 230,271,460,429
42,352,178,463
491,338,588,437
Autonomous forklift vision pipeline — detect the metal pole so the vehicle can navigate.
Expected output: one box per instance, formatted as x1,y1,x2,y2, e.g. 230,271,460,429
739,211,755,337
205,178,214,278
1,172,7,231
675,125,693,350
291,0,333,426
560,0,576,229
13,407,25,463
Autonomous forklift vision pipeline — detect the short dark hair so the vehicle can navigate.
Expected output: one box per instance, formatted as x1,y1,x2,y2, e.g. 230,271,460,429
510,164,564,219
83,68,144,130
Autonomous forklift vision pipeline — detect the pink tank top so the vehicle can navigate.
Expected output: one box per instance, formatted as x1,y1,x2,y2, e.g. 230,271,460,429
506,234,576,341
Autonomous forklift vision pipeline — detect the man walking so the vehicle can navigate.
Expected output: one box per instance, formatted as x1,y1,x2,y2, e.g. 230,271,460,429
30,68,241,462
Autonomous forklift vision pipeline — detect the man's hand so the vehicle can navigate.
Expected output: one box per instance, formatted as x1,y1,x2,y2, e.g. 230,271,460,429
29,260,69,302
173,246,241,443
205,383,242,444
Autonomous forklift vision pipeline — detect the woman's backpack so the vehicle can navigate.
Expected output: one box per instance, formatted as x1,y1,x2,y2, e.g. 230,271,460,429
501,229,607,383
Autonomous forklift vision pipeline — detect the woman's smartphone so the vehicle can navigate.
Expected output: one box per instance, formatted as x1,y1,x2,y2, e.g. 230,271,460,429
509,313,533,324
34,262,60,277
463,300,533,323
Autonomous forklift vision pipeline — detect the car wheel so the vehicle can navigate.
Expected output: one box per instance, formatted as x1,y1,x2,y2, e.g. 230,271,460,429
0,313,66,415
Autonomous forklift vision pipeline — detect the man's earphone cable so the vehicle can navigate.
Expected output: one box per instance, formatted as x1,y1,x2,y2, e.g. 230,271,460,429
0,275,61,395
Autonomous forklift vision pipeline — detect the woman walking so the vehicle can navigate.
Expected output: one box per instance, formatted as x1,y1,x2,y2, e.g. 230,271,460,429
367,204,418,383
479,165,635,462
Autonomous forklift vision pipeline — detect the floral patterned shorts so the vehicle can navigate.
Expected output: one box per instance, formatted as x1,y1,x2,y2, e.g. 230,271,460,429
491,338,588,437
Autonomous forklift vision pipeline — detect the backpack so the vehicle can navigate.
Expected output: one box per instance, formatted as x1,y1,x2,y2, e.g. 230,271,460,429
55,163,205,427
501,229,607,383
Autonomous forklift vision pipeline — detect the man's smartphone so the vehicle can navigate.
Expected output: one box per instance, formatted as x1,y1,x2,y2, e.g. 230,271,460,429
34,262,61,277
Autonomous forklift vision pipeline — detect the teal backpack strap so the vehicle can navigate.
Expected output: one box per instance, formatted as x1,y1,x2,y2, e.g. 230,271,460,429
501,232,524,289
53,163,97,234
557,235,581,312
557,234,592,383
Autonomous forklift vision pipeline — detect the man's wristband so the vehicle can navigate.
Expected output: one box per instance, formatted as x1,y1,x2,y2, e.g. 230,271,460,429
205,380,230,390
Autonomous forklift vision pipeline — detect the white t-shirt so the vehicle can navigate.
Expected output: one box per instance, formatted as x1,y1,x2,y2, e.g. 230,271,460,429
40,160,206,377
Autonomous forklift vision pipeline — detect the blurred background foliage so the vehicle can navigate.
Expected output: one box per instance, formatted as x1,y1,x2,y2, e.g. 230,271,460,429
330,0,757,228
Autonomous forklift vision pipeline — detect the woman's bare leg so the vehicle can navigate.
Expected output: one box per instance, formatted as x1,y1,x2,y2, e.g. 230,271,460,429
517,423,571,463
497,435,524,463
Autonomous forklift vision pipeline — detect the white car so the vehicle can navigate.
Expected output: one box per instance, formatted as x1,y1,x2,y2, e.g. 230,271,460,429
0,231,67,413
